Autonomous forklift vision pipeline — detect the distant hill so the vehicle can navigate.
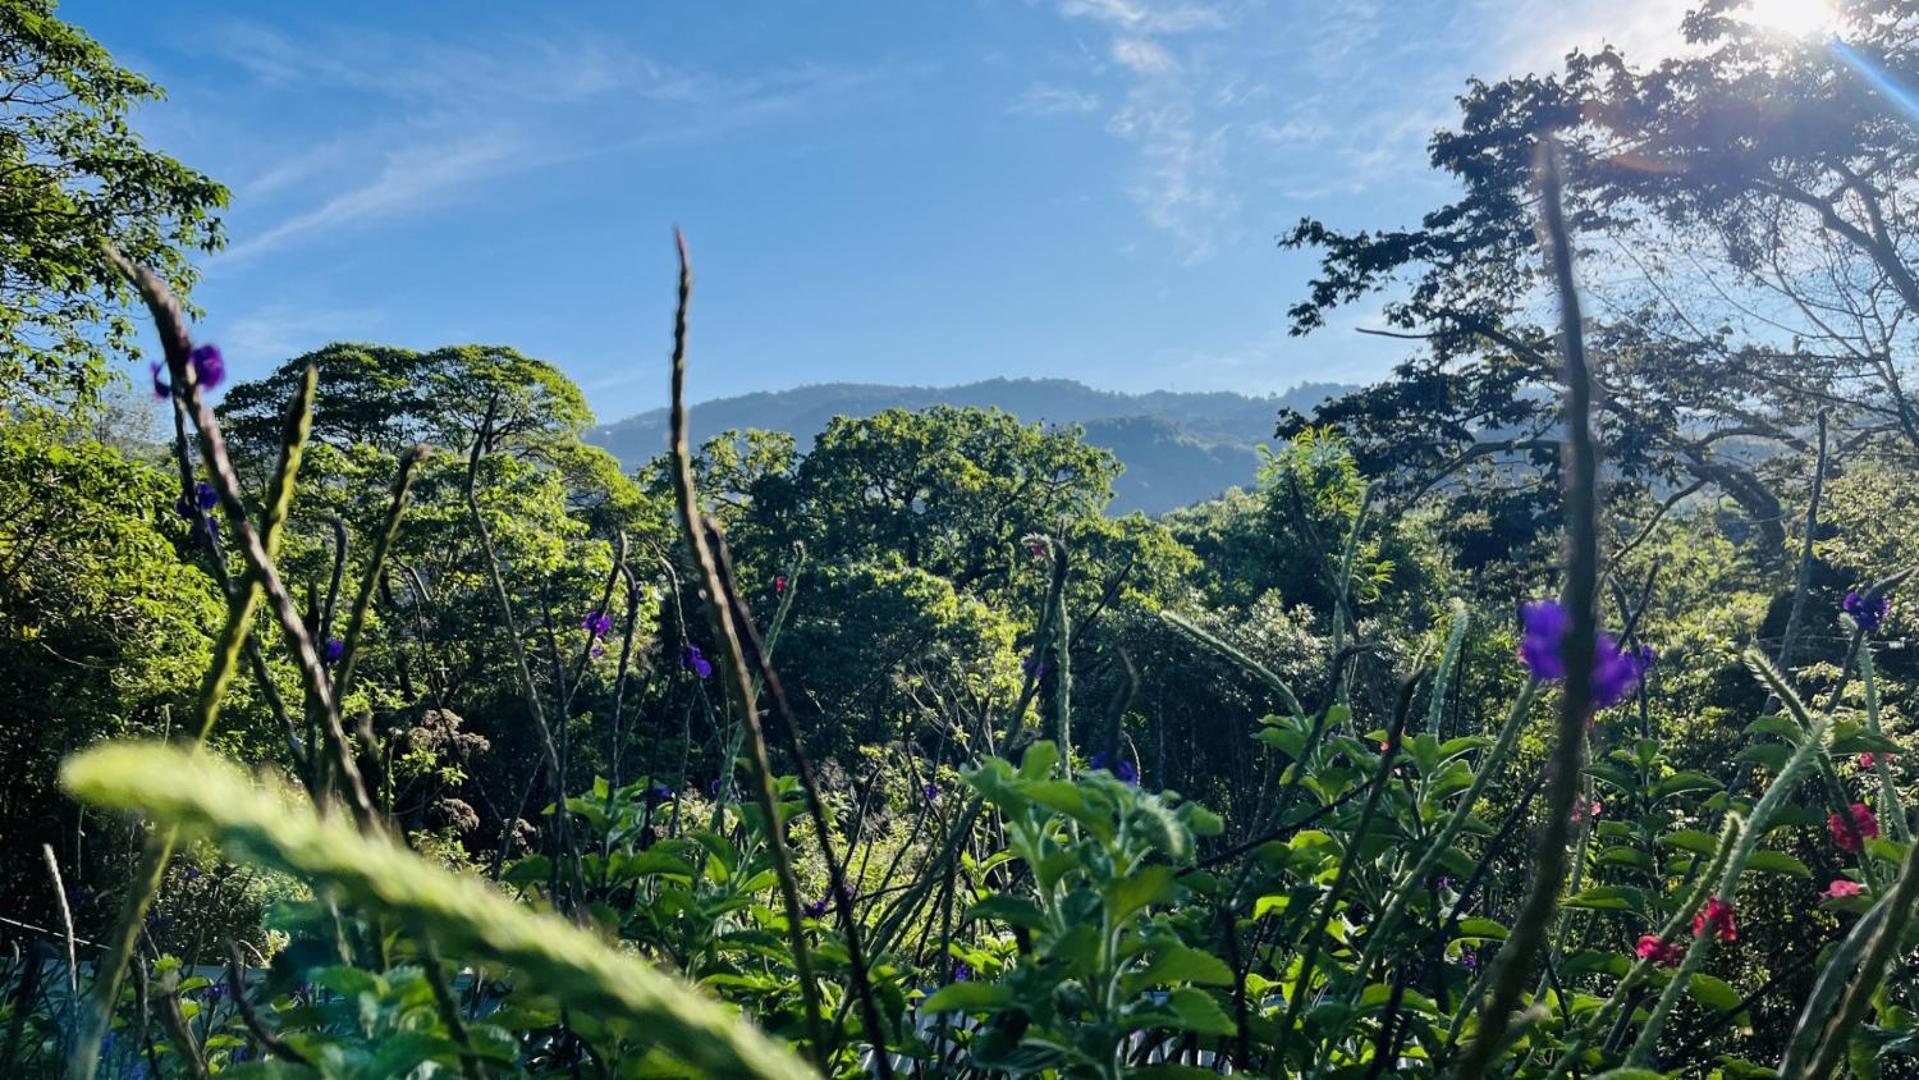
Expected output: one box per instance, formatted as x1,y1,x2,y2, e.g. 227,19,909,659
588,378,1356,515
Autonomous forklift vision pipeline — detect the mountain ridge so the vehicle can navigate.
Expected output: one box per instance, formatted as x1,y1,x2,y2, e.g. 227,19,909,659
587,377,1358,515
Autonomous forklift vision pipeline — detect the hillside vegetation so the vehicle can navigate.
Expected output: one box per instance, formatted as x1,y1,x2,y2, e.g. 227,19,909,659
587,378,1354,515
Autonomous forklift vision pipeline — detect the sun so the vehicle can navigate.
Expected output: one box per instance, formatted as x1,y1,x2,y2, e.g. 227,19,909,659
1738,0,1838,37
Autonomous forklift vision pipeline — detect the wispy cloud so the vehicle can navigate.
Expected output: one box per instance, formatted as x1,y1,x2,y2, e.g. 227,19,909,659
216,300,387,365
221,133,526,263
204,20,924,266
1110,38,1178,74
1039,0,1246,260
1009,83,1102,116
1058,0,1227,34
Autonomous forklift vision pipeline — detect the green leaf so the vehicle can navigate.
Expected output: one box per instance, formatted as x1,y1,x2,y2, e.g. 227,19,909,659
1742,850,1812,878
1744,715,1802,741
1107,865,1177,923
1866,837,1910,866
1454,917,1508,941
1688,972,1746,1014
1736,744,1792,771
1658,829,1720,855
1597,846,1654,871
1126,945,1234,989
1563,886,1648,914
1653,772,1721,798
920,981,1014,1013
1164,988,1235,1036
917,982,1013,1020
966,894,1048,930
1019,741,1060,780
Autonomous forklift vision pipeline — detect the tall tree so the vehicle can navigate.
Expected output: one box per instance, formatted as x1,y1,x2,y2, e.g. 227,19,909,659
0,0,226,412
1281,0,1919,558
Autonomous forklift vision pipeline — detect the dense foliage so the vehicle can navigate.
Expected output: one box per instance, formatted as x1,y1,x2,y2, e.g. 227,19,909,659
9,1,1919,1077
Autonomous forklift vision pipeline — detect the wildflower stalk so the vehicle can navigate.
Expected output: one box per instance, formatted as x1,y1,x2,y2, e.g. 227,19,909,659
68,344,317,1080
663,231,829,1069
107,248,373,822
1859,646,1908,842
60,744,817,1080
1328,489,1371,705
463,397,585,911
1275,669,1423,1069
1774,410,1826,672
1359,679,1538,979
1626,714,1830,1066
1778,897,1890,1076
1426,600,1470,733
333,445,428,703
1804,820,1919,1078
1157,610,1303,716
1748,652,1885,894
869,551,1063,958
1457,141,1598,1080
706,520,897,1077
1049,536,1074,775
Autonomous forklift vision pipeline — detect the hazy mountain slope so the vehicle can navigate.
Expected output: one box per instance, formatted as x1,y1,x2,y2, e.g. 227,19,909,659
587,377,1355,514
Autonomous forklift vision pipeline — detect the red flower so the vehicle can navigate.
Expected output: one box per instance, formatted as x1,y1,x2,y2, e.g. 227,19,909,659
1692,897,1737,942
774,575,787,595
1828,802,1881,853
1860,752,1877,769
1824,879,1864,900
1635,934,1683,967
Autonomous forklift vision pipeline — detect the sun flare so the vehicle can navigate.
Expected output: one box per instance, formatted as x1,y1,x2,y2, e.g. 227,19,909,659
1739,0,1837,37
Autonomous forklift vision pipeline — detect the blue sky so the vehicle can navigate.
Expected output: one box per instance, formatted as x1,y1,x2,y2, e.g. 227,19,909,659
70,0,1697,421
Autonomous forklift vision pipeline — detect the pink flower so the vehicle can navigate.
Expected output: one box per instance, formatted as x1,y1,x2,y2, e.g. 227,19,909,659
1572,800,1603,824
1635,934,1683,967
1828,802,1881,854
1859,752,1898,769
774,575,787,595
1692,897,1737,942
1824,879,1864,900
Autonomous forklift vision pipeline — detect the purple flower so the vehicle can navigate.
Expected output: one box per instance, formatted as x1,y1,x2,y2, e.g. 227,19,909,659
1844,591,1891,633
1090,751,1139,785
172,482,220,543
582,610,613,638
173,481,218,519
803,897,830,918
708,777,723,797
923,782,941,800
644,783,674,807
590,644,606,659
322,638,344,665
952,961,973,982
1516,600,1650,710
1461,952,1478,971
683,643,712,679
1589,638,1644,710
150,362,170,401
188,344,224,391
